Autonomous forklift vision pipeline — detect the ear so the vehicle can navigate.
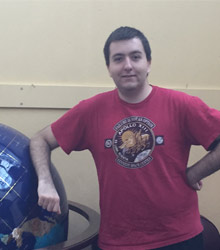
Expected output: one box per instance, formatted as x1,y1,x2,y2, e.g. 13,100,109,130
107,65,113,78
147,61,151,74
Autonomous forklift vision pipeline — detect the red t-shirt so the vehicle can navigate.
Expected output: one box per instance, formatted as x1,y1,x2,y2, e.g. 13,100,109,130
51,86,220,249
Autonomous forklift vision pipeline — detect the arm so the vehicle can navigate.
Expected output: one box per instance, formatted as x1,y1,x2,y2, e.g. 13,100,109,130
186,142,220,190
30,125,61,214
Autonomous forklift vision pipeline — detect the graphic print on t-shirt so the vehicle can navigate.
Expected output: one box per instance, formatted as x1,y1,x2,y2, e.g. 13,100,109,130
113,116,155,169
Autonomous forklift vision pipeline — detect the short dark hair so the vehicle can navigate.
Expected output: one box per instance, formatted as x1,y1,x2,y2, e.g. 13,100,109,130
103,26,152,66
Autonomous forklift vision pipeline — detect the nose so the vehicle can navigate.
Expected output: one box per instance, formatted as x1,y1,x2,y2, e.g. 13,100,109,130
124,57,132,71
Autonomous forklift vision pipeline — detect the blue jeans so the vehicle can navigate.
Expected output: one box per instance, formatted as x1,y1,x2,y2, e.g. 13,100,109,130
96,233,204,250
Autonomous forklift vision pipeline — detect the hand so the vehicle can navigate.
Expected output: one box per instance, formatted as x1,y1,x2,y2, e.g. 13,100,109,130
186,167,203,191
188,180,203,191
37,180,61,214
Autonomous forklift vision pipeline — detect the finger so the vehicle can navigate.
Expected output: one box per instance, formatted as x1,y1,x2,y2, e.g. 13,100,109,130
192,183,199,190
38,197,46,207
39,199,50,210
194,181,203,191
196,183,201,190
53,203,61,214
41,198,61,214
197,180,203,190
47,201,61,214
38,196,52,210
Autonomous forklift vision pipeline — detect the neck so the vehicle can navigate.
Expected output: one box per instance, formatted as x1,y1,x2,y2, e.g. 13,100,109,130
118,83,152,104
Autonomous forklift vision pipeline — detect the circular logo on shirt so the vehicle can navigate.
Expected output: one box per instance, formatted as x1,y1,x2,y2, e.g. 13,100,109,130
156,136,164,145
113,116,155,169
105,139,112,148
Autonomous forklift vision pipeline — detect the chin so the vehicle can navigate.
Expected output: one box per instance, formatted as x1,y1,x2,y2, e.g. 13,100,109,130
116,81,142,93
123,83,140,91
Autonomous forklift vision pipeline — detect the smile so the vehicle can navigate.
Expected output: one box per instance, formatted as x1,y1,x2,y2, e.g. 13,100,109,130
122,75,136,78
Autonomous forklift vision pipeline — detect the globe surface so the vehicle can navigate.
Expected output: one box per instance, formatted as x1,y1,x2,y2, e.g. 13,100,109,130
0,124,68,249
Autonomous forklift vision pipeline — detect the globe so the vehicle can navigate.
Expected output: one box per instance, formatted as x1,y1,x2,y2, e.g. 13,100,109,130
0,124,69,249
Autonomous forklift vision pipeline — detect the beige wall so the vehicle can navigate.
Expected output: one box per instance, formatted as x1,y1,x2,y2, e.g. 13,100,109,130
1,0,220,232
0,0,219,88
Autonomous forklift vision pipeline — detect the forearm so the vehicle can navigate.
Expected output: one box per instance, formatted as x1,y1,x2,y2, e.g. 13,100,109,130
30,133,53,184
187,143,220,185
29,126,61,213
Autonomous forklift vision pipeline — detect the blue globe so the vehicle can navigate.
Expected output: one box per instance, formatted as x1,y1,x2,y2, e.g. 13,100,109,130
0,124,68,249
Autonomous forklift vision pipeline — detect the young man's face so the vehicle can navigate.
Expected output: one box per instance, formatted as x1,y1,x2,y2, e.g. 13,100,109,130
107,38,151,95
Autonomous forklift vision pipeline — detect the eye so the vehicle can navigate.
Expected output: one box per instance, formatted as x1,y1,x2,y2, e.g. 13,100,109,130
113,56,123,63
132,54,141,61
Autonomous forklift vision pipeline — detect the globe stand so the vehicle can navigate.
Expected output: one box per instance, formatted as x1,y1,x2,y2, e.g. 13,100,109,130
38,201,100,250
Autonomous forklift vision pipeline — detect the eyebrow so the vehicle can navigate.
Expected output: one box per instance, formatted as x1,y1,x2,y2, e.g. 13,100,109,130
112,53,124,58
112,50,143,58
130,50,142,55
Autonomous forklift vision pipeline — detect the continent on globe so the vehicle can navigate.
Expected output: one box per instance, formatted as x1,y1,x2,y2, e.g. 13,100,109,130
11,217,56,248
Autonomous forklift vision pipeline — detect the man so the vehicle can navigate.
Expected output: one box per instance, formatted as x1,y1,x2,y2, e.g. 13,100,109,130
30,26,220,250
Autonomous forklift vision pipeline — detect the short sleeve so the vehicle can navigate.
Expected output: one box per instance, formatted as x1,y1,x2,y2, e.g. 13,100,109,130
51,100,94,154
183,96,220,150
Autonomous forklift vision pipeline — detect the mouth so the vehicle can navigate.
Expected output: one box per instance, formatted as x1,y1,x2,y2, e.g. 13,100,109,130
121,75,136,78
